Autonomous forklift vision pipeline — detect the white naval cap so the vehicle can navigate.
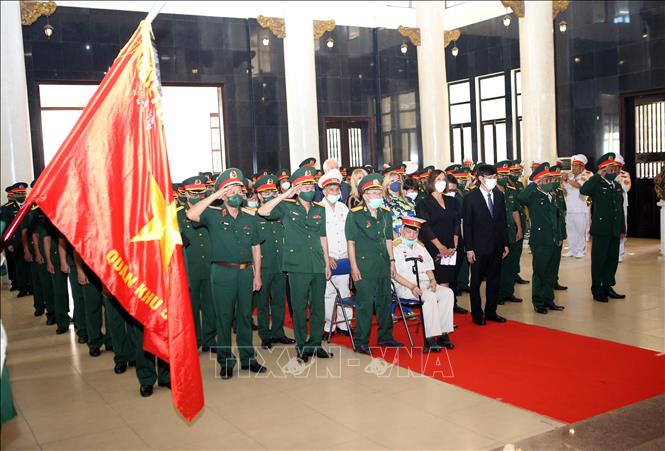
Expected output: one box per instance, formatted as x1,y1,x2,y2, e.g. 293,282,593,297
318,168,343,189
571,154,588,166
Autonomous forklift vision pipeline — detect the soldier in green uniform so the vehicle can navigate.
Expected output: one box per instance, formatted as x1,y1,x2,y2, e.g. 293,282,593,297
188,168,265,379
549,164,568,291
345,173,403,355
59,240,87,343
496,161,524,304
253,174,295,349
128,320,170,397
23,199,45,316
509,161,530,286
30,207,60,327
451,167,472,297
1,185,22,293
178,176,217,352
258,164,333,362
517,163,566,314
73,251,106,356
103,290,136,374
579,152,626,302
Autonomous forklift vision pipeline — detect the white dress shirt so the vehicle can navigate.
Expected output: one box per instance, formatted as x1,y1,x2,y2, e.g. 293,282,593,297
323,199,349,259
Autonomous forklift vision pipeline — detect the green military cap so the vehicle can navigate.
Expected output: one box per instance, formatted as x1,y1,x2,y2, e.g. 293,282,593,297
277,169,290,181
6,182,28,194
252,170,269,182
358,173,384,194
549,163,562,176
445,164,461,174
495,160,512,175
314,169,323,180
254,174,279,193
363,164,375,173
290,166,317,186
510,160,524,172
382,163,406,175
452,166,472,180
340,166,348,177
214,167,245,191
596,152,621,171
181,176,208,192
529,162,551,182
299,157,317,168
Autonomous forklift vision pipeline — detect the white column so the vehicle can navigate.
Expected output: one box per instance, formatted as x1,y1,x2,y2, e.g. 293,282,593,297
415,1,450,168
283,10,320,172
658,200,665,256
518,0,557,168
1,1,34,203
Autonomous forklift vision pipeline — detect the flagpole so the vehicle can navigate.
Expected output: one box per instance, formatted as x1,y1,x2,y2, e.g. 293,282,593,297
0,202,31,253
145,1,167,24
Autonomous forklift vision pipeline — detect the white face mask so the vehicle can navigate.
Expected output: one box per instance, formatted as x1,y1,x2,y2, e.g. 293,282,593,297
444,191,456,197
483,178,497,191
435,181,447,193
280,181,291,191
405,191,418,201
326,194,341,204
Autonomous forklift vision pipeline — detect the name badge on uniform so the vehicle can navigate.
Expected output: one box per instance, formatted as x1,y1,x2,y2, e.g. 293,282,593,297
313,214,321,219
221,221,230,226
366,220,372,228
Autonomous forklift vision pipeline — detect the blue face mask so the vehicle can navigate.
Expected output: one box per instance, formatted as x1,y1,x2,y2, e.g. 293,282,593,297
389,181,401,193
247,200,259,209
326,194,341,204
368,198,384,209
402,237,416,247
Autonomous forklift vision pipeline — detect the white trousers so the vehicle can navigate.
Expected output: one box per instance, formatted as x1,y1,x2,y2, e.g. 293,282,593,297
324,274,353,332
566,212,588,255
420,285,454,338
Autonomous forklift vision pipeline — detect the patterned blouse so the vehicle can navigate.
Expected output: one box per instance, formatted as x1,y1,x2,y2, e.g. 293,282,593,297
385,195,416,235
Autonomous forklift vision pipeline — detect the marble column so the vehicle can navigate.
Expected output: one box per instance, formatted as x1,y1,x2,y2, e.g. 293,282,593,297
415,1,450,168
1,1,34,202
518,0,557,168
283,10,320,171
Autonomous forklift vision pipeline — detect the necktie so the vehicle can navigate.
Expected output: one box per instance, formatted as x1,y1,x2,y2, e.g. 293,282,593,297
487,193,494,218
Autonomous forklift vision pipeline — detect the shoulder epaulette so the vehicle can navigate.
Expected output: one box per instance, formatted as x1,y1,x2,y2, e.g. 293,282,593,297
313,201,326,208
417,240,424,246
283,198,297,203
241,207,257,216
208,206,222,210
380,205,390,211
30,205,40,211
393,238,402,246
506,185,516,190
351,205,364,212
176,206,185,212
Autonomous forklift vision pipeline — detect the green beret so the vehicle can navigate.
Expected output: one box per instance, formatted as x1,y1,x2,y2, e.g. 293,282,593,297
358,173,384,194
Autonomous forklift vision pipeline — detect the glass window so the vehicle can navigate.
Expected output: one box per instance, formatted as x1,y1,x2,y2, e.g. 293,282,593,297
450,104,471,125
481,98,506,121
462,126,472,161
480,74,505,99
449,81,470,104
398,92,416,110
400,111,416,129
495,122,507,162
452,128,462,163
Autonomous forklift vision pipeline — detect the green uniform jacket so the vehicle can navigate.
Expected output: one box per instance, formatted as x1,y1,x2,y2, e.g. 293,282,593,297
345,205,392,278
503,186,520,244
518,183,561,246
256,215,284,274
579,174,625,237
262,199,326,273
0,201,20,245
509,181,528,233
177,207,211,280
553,188,567,240
198,205,260,263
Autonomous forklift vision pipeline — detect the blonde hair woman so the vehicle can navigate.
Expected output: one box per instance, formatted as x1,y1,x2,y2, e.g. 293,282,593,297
383,170,416,239
346,168,368,209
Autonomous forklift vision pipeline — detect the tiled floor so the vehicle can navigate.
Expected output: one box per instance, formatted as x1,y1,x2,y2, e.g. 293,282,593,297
1,238,663,450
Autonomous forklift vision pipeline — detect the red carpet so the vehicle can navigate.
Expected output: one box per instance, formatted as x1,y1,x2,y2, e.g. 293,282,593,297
287,313,665,423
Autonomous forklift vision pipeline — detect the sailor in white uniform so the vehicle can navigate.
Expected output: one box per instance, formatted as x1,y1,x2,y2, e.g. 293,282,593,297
562,154,593,258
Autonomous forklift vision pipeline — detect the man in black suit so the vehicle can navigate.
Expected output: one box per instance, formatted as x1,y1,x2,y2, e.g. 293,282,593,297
462,164,510,325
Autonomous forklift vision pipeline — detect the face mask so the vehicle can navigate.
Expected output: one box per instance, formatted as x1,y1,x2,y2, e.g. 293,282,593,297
261,192,277,202
509,175,519,183
435,181,447,193
444,191,456,197
368,198,384,209
299,190,315,202
389,181,401,193
189,196,203,205
326,194,341,204
497,178,509,187
402,237,416,247
405,191,418,201
540,183,556,192
483,178,498,190
227,194,244,208
552,181,561,190
247,200,259,209
15,196,26,203
605,172,618,181
178,196,187,205
280,182,291,190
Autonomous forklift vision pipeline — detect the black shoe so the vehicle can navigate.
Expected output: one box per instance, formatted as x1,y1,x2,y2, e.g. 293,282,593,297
336,328,353,337
78,335,88,344
355,344,371,355
497,299,505,305
423,338,441,353
453,304,469,314
503,295,523,303
89,347,101,357
139,385,153,397
55,327,68,335
114,361,128,374
593,294,609,303
220,367,234,380
34,309,45,317
261,339,273,350
437,334,455,349
17,290,29,298
514,275,530,285
158,381,171,389
463,287,471,293
272,336,296,345
313,348,333,358
105,344,114,352
377,340,404,348
486,314,507,323
534,306,549,314
252,322,258,331
46,318,56,326
547,303,565,311
554,283,568,291
129,361,136,367
473,318,487,326
201,346,211,352
241,361,267,373
608,288,626,299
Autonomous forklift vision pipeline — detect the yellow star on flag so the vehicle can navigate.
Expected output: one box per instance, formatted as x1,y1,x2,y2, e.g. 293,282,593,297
131,175,182,272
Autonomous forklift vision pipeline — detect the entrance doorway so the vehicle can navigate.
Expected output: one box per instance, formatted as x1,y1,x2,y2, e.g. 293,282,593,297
622,91,665,239
322,117,375,168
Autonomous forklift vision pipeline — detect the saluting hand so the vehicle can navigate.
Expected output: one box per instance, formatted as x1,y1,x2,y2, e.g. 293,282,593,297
284,184,303,198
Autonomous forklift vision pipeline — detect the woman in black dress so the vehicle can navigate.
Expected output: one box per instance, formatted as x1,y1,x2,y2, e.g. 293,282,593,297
416,169,461,287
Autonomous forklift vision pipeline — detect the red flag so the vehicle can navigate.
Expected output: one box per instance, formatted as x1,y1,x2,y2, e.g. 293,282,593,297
24,21,203,421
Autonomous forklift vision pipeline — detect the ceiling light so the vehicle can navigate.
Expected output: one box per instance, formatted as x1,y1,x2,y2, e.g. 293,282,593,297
503,15,511,27
326,37,334,48
43,23,54,39
574,57,581,63
400,42,408,54
641,31,648,39
559,21,567,32
452,45,459,57
262,35,270,46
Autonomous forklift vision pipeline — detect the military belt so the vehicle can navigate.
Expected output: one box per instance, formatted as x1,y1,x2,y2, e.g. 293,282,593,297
213,261,252,269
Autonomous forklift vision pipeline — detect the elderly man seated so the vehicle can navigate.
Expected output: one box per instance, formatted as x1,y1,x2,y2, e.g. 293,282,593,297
392,217,455,352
